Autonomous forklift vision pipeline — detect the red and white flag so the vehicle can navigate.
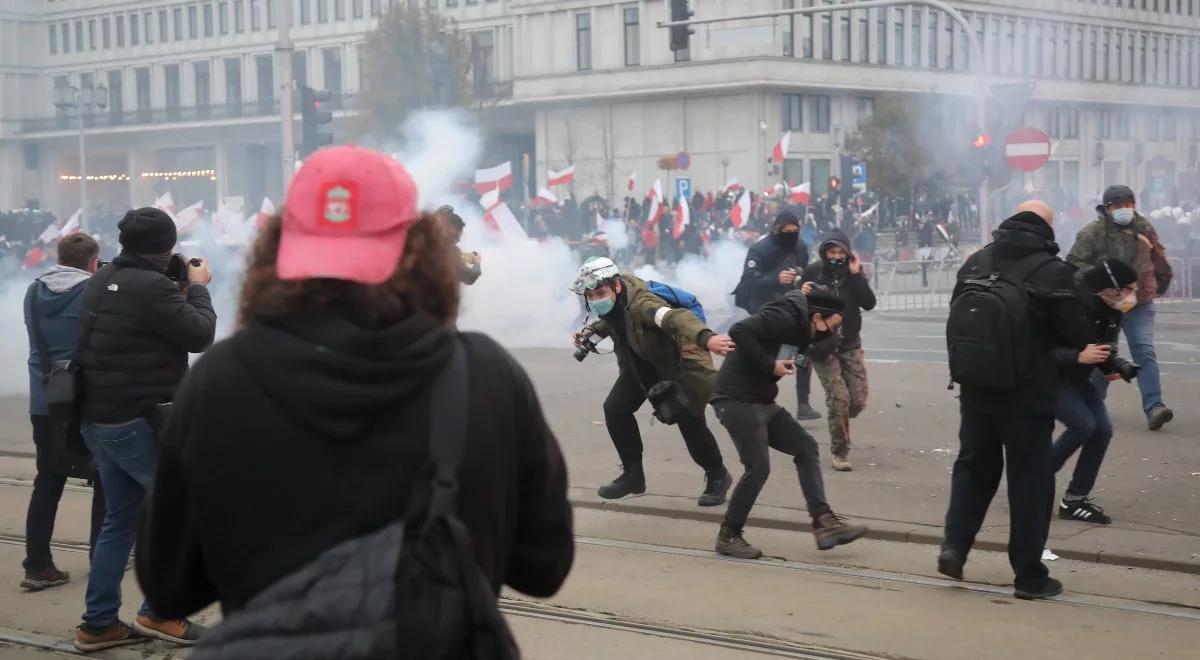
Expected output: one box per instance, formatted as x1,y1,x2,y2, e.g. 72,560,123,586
547,164,575,187
480,187,502,211
645,180,665,227
153,192,176,217
722,176,741,193
729,191,751,228
532,188,557,207
60,209,82,236
175,201,204,232
474,162,513,194
652,179,664,201
626,171,637,192
789,181,811,206
672,198,690,240
482,202,528,239
772,131,791,164
38,220,61,244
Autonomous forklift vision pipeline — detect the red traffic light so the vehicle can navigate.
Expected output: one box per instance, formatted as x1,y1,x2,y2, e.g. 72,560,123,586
972,133,991,149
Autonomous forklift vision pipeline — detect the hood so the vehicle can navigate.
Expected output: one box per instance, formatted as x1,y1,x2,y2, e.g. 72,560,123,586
818,229,852,258
37,265,91,293
991,211,1060,261
31,266,90,318
232,312,454,441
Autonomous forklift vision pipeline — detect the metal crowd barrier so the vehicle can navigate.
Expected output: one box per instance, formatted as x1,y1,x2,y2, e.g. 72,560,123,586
871,254,961,311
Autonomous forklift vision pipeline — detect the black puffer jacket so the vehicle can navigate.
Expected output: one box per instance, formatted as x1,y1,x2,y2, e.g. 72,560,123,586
713,294,811,405
79,255,217,424
953,212,1091,415
801,229,876,346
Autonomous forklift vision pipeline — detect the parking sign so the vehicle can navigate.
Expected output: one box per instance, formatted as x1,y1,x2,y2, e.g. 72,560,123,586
676,176,692,203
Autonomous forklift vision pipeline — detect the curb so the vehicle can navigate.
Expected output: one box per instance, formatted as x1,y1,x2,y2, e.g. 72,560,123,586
570,498,1200,576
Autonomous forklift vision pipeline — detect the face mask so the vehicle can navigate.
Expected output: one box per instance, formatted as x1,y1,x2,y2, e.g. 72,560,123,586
826,257,848,268
774,232,800,248
1110,208,1135,225
1103,291,1137,313
589,296,616,317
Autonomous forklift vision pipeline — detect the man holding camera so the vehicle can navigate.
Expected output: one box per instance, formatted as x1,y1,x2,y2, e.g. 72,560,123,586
73,208,216,652
571,258,735,506
1051,259,1140,525
731,211,820,421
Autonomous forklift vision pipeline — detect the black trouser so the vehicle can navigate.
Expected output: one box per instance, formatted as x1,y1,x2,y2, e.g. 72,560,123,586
943,406,1055,588
794,360,815,408
24,415,105,573
603,366,724,475
713,400,829,531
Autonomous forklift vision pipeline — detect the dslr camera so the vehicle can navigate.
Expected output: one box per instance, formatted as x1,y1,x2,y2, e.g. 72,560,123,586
164,254,203,284
574,337,599,362
1103,344,1139,382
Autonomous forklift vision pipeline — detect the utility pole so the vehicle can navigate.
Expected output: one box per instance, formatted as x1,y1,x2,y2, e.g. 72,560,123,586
279,0,295,189
77,101,87,232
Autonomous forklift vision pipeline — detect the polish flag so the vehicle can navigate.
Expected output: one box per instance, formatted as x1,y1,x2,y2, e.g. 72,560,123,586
480,186,502,211
673,198,690,240
60,209,82,236
474,161,513,194
645,180,665,227
38,220,61,244
652,179,664,201
772,131,791,164
482,201,528,239
729,191,751,228
547,164,575,187
789,181,812,206
153,192,176,217
722,176,741,193
627,171,637,192
256,197,276,229
175,201,204,232
532,188,557,207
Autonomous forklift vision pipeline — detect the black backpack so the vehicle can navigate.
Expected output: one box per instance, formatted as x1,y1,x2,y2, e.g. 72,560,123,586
191,338,519,660
946,251,1054,391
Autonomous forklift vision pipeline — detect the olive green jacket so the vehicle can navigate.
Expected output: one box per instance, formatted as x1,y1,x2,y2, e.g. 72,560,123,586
1066,213,1172,304
587,274,716,415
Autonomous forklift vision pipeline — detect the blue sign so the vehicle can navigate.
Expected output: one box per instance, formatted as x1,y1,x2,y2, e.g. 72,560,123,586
676,176,693,203
851,162,867,190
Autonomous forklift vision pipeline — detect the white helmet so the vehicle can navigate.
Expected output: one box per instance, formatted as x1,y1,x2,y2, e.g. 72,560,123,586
571,257,620,295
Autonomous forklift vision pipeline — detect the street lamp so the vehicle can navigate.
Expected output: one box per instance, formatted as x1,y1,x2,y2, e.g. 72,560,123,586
54,82,108,232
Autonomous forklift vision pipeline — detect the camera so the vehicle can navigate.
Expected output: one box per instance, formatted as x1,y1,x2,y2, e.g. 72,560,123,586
574,338,599,362
1102,343,1139,382
164,254,203,284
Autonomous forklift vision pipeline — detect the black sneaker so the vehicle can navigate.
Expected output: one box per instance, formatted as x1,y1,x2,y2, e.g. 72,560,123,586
1147,405,1173,431
795,403,822,421
715,525,763,559
697,469,732,507
937,546,966,580
1015,577,1063,601
1059,498,1112,525
597,465,646,500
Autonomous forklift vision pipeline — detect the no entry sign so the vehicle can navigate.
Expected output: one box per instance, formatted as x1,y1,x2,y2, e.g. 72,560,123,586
1005,127,1052,172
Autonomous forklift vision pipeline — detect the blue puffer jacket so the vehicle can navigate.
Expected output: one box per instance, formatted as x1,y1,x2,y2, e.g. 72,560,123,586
24,266,92,416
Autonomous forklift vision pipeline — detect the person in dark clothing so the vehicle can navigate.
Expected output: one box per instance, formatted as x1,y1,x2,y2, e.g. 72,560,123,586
21,234,105,592
938,201,1092,601
711,290,868,559
74,208,217,653
917,214,936,286
1051,259,1140,526
137,147,574,652
800,229,877,471
435,206,482,285
731,211,820,421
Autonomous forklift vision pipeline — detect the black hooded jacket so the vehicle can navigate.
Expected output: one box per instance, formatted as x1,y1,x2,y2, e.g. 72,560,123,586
801,228,876,345
137,312,574,616
952,212,1091,415
732,219,810,314
713,294,812,405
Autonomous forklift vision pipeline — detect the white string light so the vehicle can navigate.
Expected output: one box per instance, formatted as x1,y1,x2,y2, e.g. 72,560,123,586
140,169,217,180
59,174,131,182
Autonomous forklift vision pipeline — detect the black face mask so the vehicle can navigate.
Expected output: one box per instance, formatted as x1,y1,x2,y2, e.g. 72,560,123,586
774,232,800,249
811,329,834,345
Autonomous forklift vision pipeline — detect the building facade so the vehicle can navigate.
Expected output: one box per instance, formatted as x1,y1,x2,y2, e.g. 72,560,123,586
2,0,1200,219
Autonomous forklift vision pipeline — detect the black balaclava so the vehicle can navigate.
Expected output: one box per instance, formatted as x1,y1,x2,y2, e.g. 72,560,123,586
772,211,801,249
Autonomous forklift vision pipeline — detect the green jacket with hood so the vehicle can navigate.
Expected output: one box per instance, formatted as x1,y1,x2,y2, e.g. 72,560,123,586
586,274,716,415
1066,212,1172,304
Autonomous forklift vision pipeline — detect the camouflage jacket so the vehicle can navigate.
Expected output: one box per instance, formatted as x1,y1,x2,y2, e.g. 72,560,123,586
1066,213,1172,304
588,274,716,415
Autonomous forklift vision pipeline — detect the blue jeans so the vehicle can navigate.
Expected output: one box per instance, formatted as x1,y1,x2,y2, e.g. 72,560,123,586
1051,379,1113,499
81,419,158,629
1104,303,1163,414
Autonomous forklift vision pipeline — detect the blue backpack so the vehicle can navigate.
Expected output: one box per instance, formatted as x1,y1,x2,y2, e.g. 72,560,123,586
648,281,707,323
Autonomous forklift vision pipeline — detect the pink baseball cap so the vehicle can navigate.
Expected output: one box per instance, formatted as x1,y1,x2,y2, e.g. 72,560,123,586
278,145,419,285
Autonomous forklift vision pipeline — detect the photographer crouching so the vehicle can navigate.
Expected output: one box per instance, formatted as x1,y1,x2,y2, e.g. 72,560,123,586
73,208,216,652
571,258,735,506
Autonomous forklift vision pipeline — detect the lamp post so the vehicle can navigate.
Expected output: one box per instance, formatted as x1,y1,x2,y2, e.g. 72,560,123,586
54,82,108,233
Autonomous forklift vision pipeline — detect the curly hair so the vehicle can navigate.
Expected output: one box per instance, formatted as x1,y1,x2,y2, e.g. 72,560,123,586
237,211,460,329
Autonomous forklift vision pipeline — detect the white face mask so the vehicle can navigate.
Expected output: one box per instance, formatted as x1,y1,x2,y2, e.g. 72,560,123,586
1102,291,1137,313
1110,208,1135,225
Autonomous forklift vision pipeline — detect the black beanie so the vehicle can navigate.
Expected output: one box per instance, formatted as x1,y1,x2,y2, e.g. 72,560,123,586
773,211,801,231
1083,259,1138,293
806,290,846,318
118,208,177,254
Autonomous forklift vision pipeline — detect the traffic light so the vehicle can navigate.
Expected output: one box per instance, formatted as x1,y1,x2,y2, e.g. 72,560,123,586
972,132,991,149
829,176,841,193
299,85,333,158
669,0,694,52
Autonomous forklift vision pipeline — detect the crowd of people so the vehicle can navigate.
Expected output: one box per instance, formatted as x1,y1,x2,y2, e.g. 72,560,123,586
13,139,1187,657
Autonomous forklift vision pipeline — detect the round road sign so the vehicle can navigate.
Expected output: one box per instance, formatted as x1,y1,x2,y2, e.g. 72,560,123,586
676,151,691,170
1005,127,1052,172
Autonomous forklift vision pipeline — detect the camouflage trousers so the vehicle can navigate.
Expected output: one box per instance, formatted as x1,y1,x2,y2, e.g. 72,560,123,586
813,348,869,458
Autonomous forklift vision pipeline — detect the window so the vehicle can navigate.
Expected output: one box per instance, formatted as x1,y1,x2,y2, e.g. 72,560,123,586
623,8,640,66
1098,109,1112,139
859,13,869,63
195,61,211,115
912,9,922,66
189,5,198,38
801,0,813,58
103,18,111,49
811,95,831,132
1065,108,1079,138
138,12,147,44
1116,31,1123,81
49,25,57,54
136,67,151,118
159,10,168,42
783,159,804,185
174,7,184,40
1163,111,1176,140
811,159,831,194
1048,108,1061,139
354,0,364,18
1116,110,1130,139
165,64,182,119
674,44,690,63
370,0,381,16
117,15,126,47
783,94,804,131
1075,26,1084,79
576,13,592,71
293,51,308,86
225,58,243,109
929,11,938,69
23,144,39,171
324,47,343,97
256,54,274,111
75,20,83,51
821,12,832,60
782,0,794,57
1174,36,1183,86
1089,28,1098,81
252,0,262,30
61,22,70,53
320,0,330,22
268,0,278,28
335,0,346,19
89,19,96,50
857,97,875,121
1064,161,1080,202
1019,19,1030,75
894,8,904,65
235,1,245,31
204,3,214,35
300,0,311,25
877,10,887,65
840,14,851,61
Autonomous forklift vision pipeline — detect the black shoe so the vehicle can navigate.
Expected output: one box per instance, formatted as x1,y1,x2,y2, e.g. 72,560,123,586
715,525,763,559
795,403,822,421
1059,498,1112,525
937,546,965,580
697,469,732,507
597,465,646,500
1147,405,1173,431
1015,577,1063,601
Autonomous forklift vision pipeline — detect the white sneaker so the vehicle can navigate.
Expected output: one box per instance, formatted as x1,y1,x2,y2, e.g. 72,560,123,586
832,455,853,472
